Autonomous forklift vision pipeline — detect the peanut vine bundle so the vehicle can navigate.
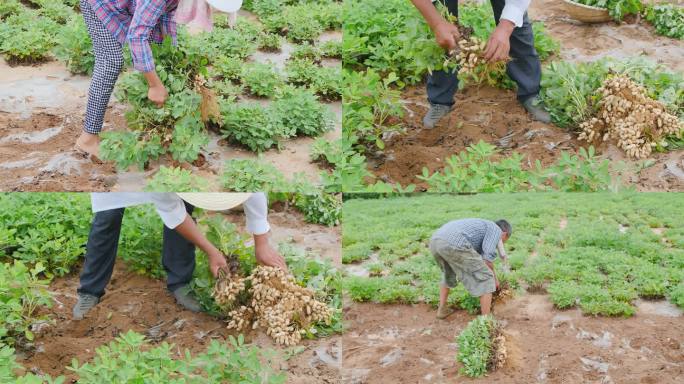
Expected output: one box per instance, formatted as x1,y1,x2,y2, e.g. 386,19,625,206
212,265,333,346
579,75,682,159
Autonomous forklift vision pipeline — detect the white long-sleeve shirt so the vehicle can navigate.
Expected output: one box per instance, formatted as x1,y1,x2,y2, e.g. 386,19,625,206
500,0,531,28
90,192,270,234
431,0,530,28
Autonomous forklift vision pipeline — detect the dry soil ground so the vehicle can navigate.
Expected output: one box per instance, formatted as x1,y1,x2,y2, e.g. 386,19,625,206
370,0,684,191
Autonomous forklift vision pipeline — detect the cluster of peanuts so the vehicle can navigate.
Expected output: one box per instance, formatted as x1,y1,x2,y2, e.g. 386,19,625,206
451,36,488,75
213,265,333,346
579,75,683,159
490,331,507,370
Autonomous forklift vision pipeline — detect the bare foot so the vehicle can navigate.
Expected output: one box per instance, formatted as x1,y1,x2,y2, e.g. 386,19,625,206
75,132,101,160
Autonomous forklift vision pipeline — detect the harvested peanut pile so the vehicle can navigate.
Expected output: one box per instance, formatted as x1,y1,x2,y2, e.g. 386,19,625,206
490,328,508,371
579,75,683,159
212,265,333,346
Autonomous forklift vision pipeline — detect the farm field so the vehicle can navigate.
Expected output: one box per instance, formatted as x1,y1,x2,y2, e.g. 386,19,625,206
0,1,342,192
341,193,684,383
341,0,684,193
0,193,342,382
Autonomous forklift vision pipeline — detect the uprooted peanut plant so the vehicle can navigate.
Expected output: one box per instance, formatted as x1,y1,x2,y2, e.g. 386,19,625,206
579,75,682,159
213,265,333,346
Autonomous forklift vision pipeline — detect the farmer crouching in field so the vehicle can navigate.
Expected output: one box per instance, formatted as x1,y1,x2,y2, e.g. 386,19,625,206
73,192,288,320
429,218,511,319
410,0,551,128
74,0,230,160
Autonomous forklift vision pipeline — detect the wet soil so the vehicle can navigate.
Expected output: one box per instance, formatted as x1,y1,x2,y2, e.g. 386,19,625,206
343,294,683,384
17,207,341,382
370,0,684,191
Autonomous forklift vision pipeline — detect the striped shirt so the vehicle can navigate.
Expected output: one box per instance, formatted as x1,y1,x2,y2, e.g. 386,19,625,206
88,0,179,72
432,219,502,262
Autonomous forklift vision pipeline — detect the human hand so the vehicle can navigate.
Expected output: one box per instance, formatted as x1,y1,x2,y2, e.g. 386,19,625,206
433,21,461,51
148,84,168,107
254,234,288,272
483,20,515,62
208,253,228,278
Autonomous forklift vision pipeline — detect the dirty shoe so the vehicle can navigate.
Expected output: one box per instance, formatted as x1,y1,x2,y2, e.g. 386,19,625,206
423,103,453,129
73,293,100,320
172,285,201,312
437,305,456,320
522,95,551,124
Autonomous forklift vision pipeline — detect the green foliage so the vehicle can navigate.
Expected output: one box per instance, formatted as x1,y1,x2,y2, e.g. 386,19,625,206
456,315,496,377
54,15,94,75
219,102,290,152
644,4,684,40
258,32,284,51
272,87,334,137
221,159,289,192
320,40,342,58
0,10,58,63
118,205,166,279
0,261,52,346
67,331,285,383
419,141,615,193
145,166,211,192
0,193,91,277
572,0,643,22
286,59,342,100
241,63,284,97
0,0,23,20
342,193,684,316
169,113,209,163
99,131,165,171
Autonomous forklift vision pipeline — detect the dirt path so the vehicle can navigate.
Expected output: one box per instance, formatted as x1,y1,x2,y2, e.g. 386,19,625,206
343,294,683,384
0,30,341,192
370,0,684,190
17,208,341,382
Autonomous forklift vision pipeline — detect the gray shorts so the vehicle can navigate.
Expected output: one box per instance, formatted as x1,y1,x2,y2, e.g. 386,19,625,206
429,237,495,297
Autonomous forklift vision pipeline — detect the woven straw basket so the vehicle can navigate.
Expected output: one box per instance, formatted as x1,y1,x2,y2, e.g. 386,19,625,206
561,0,612,23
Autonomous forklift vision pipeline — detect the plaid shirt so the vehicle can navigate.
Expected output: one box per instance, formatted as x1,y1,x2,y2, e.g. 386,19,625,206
88,0,179,72
432,219,502,262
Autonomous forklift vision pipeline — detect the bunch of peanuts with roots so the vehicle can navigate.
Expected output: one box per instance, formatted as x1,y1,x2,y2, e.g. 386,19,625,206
212,265,333,346
579,75,682,159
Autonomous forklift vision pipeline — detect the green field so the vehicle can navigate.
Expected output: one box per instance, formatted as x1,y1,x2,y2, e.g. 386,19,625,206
342,193,684,316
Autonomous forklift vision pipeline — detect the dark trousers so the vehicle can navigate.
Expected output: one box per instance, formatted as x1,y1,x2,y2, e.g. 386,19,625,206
77,202,196,297
426,0,541,106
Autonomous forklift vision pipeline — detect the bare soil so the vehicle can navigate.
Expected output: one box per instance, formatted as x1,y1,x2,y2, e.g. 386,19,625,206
343,294,683,384
370,0,684,191
17,207,342,383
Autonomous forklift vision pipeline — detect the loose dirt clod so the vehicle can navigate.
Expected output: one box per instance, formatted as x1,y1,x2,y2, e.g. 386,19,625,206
579,75,683,159
213,265,333,346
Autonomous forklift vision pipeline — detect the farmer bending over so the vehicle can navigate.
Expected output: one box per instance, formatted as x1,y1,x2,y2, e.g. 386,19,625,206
410,0,551,128
74,0,221,160
429,218,511,319
73,192,287,320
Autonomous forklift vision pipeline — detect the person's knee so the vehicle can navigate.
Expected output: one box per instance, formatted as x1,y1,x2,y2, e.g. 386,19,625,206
93,209,124,227
101,53,124,77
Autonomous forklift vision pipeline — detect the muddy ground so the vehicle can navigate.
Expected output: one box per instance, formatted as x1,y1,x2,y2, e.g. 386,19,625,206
370,0,684,191
343,295,683,384
17,206,342,383
0,16,341,192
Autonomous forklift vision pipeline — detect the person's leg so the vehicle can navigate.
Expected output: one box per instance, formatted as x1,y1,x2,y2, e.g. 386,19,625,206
78,208,126,297
489,0,541,102
431,239,458,319
439,284,450,309
77,0,125,157
480,293,493,315
424,0,460,128
162,202,200,311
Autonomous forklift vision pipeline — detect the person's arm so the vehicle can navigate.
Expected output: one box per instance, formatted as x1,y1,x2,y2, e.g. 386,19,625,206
152,194,227,276
128,0,168,106
483,0,531,62
497,239,508,262
410,0,461,51
243,193,288,271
